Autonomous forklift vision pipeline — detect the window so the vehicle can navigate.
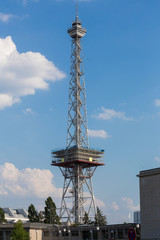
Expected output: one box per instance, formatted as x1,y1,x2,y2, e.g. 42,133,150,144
118,229,123,239
44,231,49,237
6,231,11,240
71,231,79,236
0,231,3,240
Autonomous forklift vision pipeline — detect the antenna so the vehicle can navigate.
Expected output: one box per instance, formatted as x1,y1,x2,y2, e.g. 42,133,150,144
76,3,78,20
51,8,105,225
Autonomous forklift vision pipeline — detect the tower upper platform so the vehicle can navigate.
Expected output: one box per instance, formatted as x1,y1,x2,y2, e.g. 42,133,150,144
67,16,86,39
51,146,104,168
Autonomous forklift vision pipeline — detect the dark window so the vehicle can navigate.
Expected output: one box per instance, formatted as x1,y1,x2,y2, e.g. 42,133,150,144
83,231,90,240
102,230,108,239
118,229,123,239
125,229,129,235
0,231,3,240
44,231,49,237
71,231,79,236
53,231,59,237
62,232,69,237
110,230,115,238
6,231,11,240
93,230,98,240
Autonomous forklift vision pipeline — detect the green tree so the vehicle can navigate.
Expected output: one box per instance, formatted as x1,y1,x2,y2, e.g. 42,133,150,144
44,196,60,224
28,204,39,223
0,208,6,223
10,220,30,240
38,211,44,223
95,207,107,226
83,212,91,225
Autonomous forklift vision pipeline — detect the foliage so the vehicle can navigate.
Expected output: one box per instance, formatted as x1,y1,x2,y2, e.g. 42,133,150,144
0,208,7,223
83,212,91,225
28,204,39,223
71,222,80,227
94,207,107,226
10,220,30,240
44,196,60,224
38,211,44,223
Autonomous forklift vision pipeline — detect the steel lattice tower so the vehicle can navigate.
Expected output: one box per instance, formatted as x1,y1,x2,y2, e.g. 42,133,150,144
52,8,104,224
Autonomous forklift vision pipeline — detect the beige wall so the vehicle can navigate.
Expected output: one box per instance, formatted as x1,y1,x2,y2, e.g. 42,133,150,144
30,229,43,240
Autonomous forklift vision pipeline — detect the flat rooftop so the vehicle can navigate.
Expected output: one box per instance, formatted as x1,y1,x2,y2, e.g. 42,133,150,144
137,167,160,177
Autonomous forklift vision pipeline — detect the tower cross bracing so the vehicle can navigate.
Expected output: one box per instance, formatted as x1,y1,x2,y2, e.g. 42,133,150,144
51,10,104,224
67,14,88,149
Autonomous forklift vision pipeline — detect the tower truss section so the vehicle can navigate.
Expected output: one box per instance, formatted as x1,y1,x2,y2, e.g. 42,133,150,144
67,14,88,148
51,11,104,224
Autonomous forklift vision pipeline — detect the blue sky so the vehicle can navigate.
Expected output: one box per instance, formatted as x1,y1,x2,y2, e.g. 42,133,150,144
0,0,160,224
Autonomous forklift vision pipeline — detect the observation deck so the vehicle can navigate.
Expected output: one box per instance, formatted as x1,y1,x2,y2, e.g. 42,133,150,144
51,146,104,168
67,17,86,39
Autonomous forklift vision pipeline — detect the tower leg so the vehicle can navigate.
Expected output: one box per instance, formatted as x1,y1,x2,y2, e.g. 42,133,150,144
59,166,97,224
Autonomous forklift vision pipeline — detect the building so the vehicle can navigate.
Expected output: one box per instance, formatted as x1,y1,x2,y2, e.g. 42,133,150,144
138,167,160,240
0,222,138,240
2,208,29,223
133,211,140,224
0,223,50,240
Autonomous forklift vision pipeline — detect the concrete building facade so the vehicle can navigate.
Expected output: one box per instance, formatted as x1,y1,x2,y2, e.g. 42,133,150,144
138,167,160,240
133,211,140,224
0,223,137,240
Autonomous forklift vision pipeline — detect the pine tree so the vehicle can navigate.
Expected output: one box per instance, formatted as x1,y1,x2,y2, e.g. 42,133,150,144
38,211,44,223
95,207,107,226
28,204,39,223
44,196,60,224
10,220,30,240
83,212,91,225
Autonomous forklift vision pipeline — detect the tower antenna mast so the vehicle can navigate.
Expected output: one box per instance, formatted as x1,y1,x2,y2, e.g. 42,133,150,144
52,8,104,224
76,4,78,19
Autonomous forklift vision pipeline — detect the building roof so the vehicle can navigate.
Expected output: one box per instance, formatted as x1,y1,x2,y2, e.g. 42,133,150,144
137,167,160,178
2,208,29,223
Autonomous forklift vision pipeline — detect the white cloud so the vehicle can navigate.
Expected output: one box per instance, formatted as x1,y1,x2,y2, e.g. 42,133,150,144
155,156,160,163
95,198,106,209
0,94,18,109
0,162,106,215
0,36,66,110
155,99,160,107
111,201,119,211
88,129,110,139
94,107,133,121
0,162,62,198
122,197,140,211
23,108,35,115
105,198,140,224
0,13,14,23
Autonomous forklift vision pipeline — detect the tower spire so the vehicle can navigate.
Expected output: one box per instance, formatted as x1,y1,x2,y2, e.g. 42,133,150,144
76,4,78,20
67,9,87,148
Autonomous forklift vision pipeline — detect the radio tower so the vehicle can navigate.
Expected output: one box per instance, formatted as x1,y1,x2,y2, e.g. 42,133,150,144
51,7,104,224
